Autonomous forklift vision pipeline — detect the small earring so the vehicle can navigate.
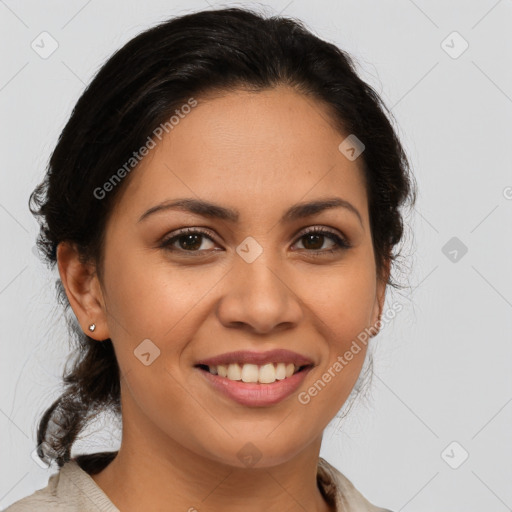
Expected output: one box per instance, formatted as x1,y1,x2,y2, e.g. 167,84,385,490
88,323,96,332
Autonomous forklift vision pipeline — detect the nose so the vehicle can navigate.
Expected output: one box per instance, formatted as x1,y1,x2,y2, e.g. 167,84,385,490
216,250,303,335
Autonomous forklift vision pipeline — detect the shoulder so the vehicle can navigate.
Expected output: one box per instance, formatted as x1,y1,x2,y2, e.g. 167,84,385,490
318,457,394,512
4,459,118,512
4,468,68,511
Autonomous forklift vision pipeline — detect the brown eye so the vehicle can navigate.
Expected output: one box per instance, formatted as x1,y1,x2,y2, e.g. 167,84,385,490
159,226,351,257
160,228,216,253
293,227,351,254
300,233,332,251
175,233,205,251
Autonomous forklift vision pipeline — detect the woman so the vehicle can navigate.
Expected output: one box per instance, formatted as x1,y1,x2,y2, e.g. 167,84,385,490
7,6,415,511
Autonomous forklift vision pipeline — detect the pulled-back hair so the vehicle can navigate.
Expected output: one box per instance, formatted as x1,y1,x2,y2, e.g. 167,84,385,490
29,6,416,470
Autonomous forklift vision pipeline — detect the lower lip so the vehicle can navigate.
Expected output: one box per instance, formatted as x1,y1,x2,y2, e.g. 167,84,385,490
196,366,313,407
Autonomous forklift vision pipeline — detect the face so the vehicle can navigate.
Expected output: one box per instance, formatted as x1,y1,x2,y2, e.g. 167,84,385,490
75,86,386,468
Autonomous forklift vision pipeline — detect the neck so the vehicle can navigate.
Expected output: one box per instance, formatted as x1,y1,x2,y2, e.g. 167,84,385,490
90,398,333,512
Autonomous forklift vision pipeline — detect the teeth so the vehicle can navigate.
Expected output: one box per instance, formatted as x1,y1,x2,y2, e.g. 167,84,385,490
207,362,301,384
227,363,242,381
258,363,276,384
241,364,259,383
275,362,287,380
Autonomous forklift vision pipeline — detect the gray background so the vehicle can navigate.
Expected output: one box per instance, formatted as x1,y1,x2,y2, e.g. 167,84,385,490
1,0,511,510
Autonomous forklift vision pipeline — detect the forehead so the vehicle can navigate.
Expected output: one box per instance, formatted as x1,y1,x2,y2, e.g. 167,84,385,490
112,86,368,225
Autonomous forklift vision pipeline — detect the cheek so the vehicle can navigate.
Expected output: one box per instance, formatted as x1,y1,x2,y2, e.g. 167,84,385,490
298,258,377,339
103,245,214,341
298,259,376,392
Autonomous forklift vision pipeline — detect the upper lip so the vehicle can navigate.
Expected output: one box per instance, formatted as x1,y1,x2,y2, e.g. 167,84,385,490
195,349,314,368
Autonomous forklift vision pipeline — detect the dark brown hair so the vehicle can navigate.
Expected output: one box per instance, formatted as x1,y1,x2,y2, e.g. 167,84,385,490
30,6,416,470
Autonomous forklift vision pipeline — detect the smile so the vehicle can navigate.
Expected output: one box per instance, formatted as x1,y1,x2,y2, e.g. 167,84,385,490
197,362,309,384
195,364,313,407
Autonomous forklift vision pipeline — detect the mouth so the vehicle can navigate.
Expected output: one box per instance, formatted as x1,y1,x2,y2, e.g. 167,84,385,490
195,362,313,385
194,349,315,385
195,362,314,407
193,349,315,407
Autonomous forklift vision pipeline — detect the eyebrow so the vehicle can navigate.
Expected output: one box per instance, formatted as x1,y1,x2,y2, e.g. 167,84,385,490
138,197,363,227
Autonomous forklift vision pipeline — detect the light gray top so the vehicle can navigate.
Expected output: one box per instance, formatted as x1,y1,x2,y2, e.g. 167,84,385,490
5,456,393,511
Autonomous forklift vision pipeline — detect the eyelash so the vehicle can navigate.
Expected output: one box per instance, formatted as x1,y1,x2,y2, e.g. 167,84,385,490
159,226,351,257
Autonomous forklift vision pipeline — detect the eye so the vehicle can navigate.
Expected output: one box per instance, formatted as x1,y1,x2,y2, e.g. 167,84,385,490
292,226,351,255
159,226,351,256
159,227,217,255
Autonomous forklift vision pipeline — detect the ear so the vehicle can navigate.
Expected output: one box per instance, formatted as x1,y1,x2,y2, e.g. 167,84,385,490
370,257,391,337
56,241,110,341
